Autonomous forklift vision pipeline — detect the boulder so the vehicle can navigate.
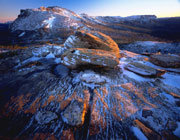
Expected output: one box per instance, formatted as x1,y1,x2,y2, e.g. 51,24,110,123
61,100,86,126
125,62,166,77
150,54,180,68
64,30,121,58
35,111,58,125
61,48,119,69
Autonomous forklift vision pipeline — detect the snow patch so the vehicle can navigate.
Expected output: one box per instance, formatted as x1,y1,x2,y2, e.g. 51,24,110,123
161,73,180,89
43,16,56,28
132,127,148,140
174,122,180,138
18,32,25,37
46,52,55,59
118,57,153,82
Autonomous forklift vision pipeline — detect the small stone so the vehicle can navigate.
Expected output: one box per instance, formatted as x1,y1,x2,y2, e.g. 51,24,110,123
35,111,58,125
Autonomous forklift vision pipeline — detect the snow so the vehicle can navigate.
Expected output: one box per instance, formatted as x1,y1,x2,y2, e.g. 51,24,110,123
118,58,153,82
174,122,180,138
46,53,55,59
64,35,77,48
15,56,40,69
73,70,109,87
18,32,25,37
43,16,56,28
161,73,180,89
32,46,50,57
132,127,148,140
74,50,80,55
135,41,166,46
54,58,61,64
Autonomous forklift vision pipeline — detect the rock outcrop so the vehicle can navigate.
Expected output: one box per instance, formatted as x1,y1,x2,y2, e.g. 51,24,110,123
61,31,120,69
125,62,166,77
64,30,121,58
61,48,119,69
150,54,180,68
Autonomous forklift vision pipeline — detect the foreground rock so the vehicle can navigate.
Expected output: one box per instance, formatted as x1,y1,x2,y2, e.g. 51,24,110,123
1,44,180,139
125,62,166,77
150,54,180,68
61,100,87,126
61,48,119,69
64,30,121,58
35,111,58,125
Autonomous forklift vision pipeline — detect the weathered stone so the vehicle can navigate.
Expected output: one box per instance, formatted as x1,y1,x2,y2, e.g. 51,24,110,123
61,48,119,69
125,62,166,77
61,100,87,126
150,54,180,68
64,30,121,58
74,70,109,85
35,111,58,125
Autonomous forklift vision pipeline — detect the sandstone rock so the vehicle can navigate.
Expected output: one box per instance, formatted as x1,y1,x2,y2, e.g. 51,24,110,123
61,100,86,126
150,54,180,68
61,48,119,69
35,111,58,125
125,62,166,77
64,30,120,58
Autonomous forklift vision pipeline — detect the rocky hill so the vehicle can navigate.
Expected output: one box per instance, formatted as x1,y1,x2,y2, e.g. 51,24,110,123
6,6,180,45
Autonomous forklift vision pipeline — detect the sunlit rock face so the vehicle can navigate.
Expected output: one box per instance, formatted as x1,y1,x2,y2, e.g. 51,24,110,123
0,43,180,139
64,30,121,58
61,31,120,69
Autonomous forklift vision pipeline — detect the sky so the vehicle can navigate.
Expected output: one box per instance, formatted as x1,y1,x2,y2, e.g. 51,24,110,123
0,0,180,22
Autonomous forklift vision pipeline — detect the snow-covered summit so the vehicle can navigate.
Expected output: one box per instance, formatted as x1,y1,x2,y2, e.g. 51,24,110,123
10,6,84,32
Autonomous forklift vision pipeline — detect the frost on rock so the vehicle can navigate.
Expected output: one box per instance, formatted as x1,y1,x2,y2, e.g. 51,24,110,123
18,32,25,37
73,70,109,85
